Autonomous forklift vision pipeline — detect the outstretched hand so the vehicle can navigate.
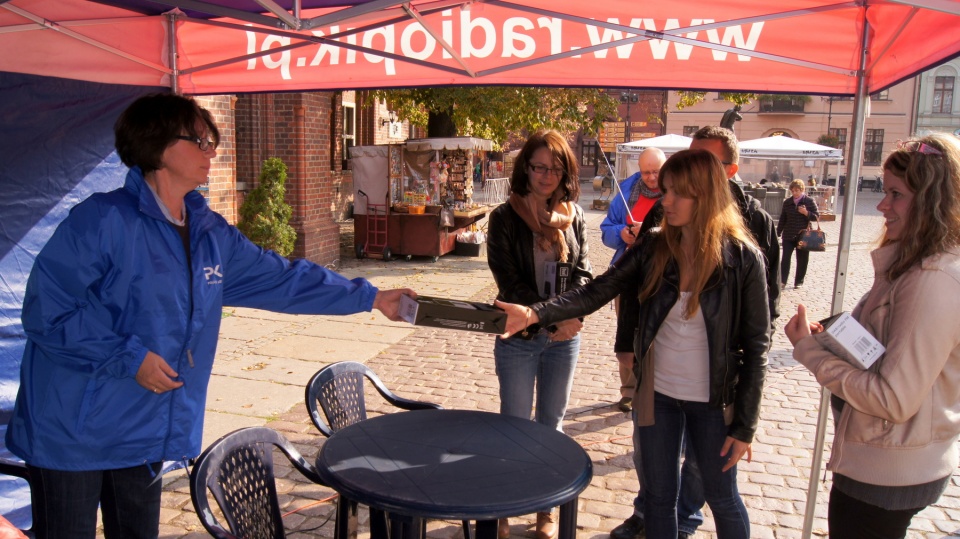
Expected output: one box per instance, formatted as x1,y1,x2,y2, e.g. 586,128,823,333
373,288,417,321
494,300,540,338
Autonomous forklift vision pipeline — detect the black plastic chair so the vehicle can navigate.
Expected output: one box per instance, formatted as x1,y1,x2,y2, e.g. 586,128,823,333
305,362,470,539
0,458,33,537
305,361,442,437
189,427,324,539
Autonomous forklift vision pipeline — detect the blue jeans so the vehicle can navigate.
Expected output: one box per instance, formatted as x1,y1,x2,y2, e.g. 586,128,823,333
28,462,163,539
494,333,580,431
631,409,704,535
638,392,750,539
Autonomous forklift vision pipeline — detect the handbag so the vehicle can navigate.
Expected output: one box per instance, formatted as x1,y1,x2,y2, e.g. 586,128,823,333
797,218,826,251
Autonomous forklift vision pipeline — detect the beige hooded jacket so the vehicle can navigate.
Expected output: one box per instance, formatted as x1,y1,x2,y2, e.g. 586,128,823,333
793,245,960,487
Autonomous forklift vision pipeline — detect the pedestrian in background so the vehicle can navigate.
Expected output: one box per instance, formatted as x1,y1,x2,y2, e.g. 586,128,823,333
4,93,414,539
497,149,769,539
600,146,666,412
777,178,819,288
786,133,960,539
486,130,593,539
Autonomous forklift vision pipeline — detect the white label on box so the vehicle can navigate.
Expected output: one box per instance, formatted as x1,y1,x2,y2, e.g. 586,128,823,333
819,312,886,369
399,294,419,326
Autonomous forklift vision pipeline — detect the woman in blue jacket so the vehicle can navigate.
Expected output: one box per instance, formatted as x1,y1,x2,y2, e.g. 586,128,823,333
5,93,413,539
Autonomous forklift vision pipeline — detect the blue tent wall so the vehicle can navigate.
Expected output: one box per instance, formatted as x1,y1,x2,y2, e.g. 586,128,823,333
0,71,161,524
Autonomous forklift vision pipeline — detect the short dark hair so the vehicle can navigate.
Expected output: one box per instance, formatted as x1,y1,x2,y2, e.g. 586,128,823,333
509,130,580,201
114,93,220,174
691,125,739,165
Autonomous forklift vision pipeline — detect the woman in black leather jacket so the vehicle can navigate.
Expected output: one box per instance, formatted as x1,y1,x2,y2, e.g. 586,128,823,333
486,130,592,539
496,149,769,539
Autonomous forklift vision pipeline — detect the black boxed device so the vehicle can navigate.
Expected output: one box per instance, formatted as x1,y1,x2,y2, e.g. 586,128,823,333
399,295,507,334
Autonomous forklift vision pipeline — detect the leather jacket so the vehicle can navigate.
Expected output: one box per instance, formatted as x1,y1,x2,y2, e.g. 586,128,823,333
532,230,770,443
487,201,593,334
641,179,780,323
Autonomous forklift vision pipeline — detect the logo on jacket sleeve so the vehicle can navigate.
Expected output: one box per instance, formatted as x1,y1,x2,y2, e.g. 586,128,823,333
203,265,223,285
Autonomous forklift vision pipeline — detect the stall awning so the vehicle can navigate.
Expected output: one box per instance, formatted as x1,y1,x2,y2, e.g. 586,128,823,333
616,134,694,155
738,135,844,162
404,137,494,152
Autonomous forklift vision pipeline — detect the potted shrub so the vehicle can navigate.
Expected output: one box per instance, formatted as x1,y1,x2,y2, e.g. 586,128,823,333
238,157,296,257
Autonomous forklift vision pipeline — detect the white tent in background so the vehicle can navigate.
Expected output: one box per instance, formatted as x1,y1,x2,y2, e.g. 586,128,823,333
617,134,694,154
738,135,843,162
613,134,694,179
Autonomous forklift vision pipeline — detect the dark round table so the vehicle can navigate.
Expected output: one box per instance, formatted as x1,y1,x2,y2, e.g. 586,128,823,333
315,409,593,539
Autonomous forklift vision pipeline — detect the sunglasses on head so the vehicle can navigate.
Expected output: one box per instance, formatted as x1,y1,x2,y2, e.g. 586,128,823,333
897,139,943,156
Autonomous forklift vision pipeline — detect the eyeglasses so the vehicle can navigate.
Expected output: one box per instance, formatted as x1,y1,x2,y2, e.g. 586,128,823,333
174,135,217,151
528,164,565,178
897,139,942,156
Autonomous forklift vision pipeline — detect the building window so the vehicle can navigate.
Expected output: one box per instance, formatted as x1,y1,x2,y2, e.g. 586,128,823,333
581,140,599,167
871,90,890,100
342,103,356,170
830,127,847,164
864,129,884,166
682,125,699,136
934,76,955,114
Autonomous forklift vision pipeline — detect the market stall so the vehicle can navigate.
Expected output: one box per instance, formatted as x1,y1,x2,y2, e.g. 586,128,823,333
350,138,497,262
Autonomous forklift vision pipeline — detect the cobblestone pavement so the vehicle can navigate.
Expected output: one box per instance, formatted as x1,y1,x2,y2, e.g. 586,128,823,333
153,190,959,539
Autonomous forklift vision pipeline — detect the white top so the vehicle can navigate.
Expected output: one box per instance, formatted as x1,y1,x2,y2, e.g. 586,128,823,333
653,292,710,402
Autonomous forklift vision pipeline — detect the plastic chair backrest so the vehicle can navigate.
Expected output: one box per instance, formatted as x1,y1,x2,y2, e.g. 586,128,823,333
0,459,32,537
305,361,442,437
190,427,323,539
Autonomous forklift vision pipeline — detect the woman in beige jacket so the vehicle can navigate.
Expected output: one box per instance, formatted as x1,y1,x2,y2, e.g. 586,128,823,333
785,133,960,539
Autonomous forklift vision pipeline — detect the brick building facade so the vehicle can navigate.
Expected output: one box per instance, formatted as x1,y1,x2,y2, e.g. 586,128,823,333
193,93,352,267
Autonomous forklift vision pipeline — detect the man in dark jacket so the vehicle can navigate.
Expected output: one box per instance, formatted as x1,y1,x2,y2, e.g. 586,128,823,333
609,126,779,539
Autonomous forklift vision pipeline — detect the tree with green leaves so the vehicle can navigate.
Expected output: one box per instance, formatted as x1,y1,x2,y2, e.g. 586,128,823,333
675,91,758,110
371,87,621,145
238,157,297,257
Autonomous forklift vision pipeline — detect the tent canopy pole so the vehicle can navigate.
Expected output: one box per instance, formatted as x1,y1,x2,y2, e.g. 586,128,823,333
800,7,871,538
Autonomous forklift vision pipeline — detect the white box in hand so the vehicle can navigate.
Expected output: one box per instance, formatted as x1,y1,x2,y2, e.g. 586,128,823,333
816,312,885,369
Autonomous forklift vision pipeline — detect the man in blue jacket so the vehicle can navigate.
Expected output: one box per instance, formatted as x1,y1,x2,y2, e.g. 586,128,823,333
5,93,414,539
599,147,666,412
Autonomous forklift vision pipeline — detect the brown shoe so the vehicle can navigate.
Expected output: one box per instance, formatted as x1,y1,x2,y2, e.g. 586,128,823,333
536,511,558,539
498,518,510,539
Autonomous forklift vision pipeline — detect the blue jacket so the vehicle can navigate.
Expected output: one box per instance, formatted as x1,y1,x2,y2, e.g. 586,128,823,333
599,172,641,264
6,167,378,470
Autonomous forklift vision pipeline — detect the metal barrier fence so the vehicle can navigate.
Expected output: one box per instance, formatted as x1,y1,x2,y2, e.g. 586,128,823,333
472,177,510,206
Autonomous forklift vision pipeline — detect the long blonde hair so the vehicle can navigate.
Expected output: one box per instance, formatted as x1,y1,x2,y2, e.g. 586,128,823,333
881,133,960,281
639,149,757,318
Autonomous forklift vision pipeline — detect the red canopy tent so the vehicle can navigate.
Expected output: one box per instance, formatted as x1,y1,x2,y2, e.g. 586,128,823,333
1,0,958,96
2,1,960,536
